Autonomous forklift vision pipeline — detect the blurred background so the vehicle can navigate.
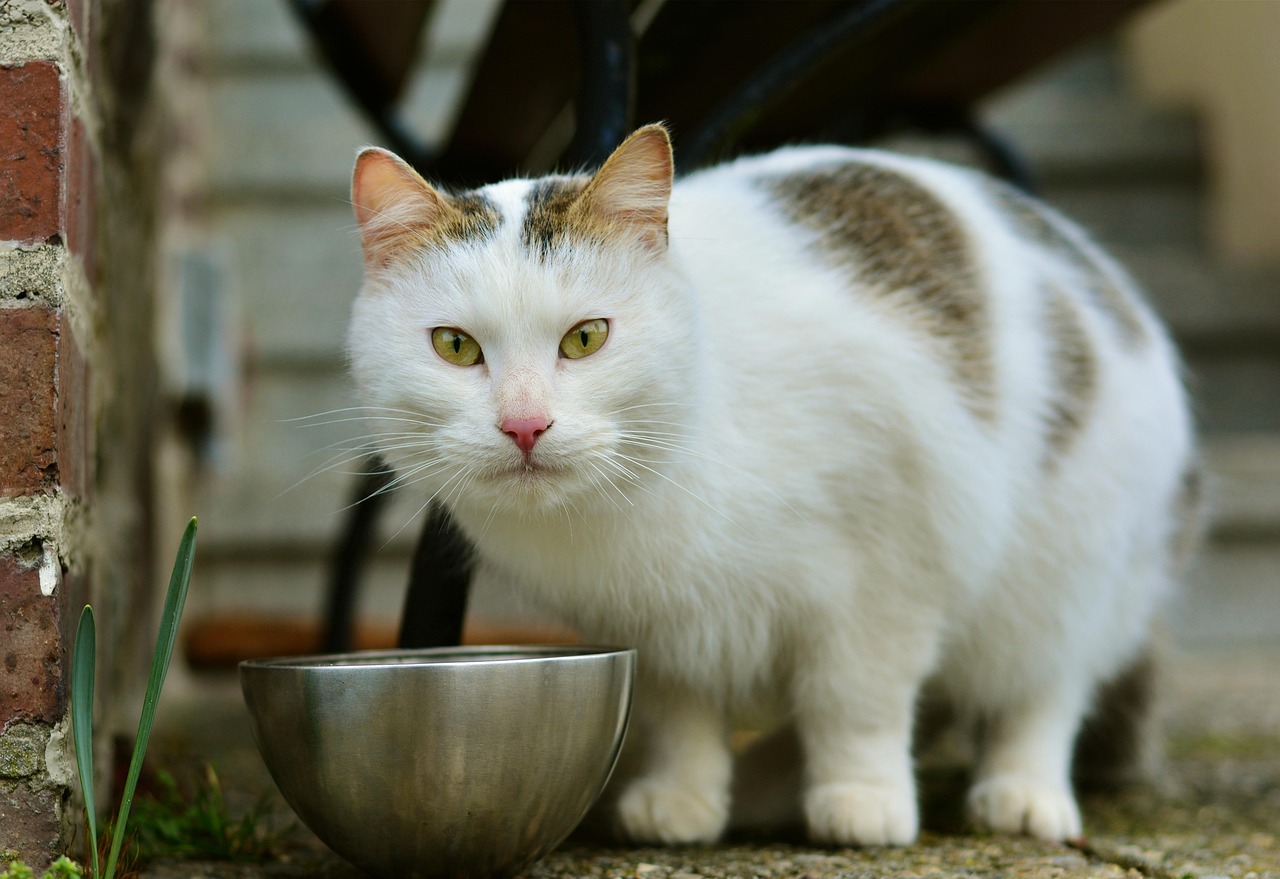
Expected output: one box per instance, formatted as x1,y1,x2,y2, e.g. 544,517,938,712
150,0,1280,671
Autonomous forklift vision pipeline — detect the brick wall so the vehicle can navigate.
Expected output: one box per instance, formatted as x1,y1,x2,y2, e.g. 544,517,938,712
0,0,159,867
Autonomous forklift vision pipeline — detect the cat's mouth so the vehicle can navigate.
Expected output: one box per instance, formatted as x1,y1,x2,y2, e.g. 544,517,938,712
496,458,566,480
482,459,577,502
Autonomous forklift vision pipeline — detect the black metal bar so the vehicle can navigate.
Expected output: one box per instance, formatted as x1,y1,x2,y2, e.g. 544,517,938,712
678,0,912,171
566,0,635,167
890,104,1040,195
286,0,436,171
399,505,474,648
321,457,395,653
956,117,1039,196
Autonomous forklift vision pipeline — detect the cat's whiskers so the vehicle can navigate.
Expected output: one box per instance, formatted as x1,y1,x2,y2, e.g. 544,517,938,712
304,437,430,474
326,454,453,515
375,456,457,499
384,463,475,549
618,431,810,525
587,449,665,509
279,404,446,496
603,447,746,533
472,504,501,546
557,493,581,542
610,420,804,528
286,416,443,431
279,431,443,500
590,450,642,484
583,460,634,513
276,446,394,501
310,430,435,453
285,405,447,429
603,401,698,417
443,465,483,511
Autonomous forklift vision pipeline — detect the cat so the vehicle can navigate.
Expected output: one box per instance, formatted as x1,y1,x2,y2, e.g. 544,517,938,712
344,124,1201,847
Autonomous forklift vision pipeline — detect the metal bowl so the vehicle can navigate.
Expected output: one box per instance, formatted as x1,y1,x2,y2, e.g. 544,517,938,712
240,645,635,879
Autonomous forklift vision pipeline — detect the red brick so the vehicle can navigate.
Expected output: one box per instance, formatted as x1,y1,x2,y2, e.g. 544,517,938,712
0,308,59,494
0,783,62,869
65,115,97,280
0,307,88,497
0,62,64,244
0,554,62,725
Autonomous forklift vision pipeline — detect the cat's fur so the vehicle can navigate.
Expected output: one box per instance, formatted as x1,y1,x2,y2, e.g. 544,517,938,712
345,125,1200,846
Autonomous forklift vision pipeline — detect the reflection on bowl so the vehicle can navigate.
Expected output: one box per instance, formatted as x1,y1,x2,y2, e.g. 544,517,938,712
240,645,635,879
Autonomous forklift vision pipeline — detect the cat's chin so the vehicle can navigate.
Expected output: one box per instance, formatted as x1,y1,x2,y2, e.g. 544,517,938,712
468,461,588,511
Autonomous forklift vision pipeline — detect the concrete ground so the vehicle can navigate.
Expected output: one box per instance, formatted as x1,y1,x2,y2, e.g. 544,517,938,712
136,647,1278,879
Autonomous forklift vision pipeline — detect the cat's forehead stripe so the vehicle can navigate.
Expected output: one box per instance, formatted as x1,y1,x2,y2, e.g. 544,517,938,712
436,191,502,243
521,176,592,252
1041,284,1098,470
985,181,1147,347
762,162,996,424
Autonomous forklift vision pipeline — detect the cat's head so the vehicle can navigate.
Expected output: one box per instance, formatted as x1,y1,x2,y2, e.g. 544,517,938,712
346,125,699,516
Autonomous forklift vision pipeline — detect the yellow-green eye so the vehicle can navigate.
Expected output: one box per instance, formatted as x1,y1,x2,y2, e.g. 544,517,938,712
431,327,483,366
560,319,608,360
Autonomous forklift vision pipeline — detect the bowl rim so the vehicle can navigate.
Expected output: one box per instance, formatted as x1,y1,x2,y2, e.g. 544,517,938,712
238,643,636,672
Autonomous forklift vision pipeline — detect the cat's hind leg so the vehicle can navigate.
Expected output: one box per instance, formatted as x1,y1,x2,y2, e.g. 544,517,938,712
1073,644,1161,791
614,681,733,844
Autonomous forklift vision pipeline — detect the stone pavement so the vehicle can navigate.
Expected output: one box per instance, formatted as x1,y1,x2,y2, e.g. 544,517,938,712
140,649,1278,879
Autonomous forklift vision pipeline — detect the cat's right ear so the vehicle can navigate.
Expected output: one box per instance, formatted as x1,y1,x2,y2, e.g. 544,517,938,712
351,147,444,269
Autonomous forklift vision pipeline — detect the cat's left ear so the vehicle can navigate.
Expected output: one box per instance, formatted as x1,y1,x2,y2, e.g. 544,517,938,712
580,124,673,252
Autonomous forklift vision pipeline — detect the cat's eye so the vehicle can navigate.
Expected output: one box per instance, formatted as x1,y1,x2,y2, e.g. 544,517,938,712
560,319,609,360
431,327,483,366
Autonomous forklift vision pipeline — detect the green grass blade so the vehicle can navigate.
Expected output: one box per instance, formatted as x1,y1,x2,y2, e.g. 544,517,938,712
105,518,198,879
71,605,98,879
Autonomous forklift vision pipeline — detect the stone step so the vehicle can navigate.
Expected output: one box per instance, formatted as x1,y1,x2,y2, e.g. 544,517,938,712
208,73,376,196
1179,542,1280,648
203,0,501,197
1185,355,1280,435
1118,249,1280,345
205,0,498,70
1041,182,1204,251
981,39,1201,179
195,368,432,554
1177,434,1280,647
1202,434,1280,538
208,203,362,364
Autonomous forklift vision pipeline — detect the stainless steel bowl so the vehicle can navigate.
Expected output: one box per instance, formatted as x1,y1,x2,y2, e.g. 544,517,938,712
240,645,635,879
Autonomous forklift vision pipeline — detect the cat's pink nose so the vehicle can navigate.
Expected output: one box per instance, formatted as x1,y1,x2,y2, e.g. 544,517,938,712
501,416,550,454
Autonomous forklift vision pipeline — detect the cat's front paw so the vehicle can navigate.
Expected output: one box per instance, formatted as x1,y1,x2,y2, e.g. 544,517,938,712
967,774,1083,841
804,781,918,846
616,777,729,845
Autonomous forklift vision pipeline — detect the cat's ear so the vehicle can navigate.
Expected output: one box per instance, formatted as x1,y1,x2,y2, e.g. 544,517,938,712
580,124,674,252
351,147,447,268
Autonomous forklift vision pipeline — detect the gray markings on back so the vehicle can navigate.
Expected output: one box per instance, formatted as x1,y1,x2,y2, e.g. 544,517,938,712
764,162,996,424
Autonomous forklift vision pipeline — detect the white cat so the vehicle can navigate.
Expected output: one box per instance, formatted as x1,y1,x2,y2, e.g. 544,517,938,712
345,125,1200,847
